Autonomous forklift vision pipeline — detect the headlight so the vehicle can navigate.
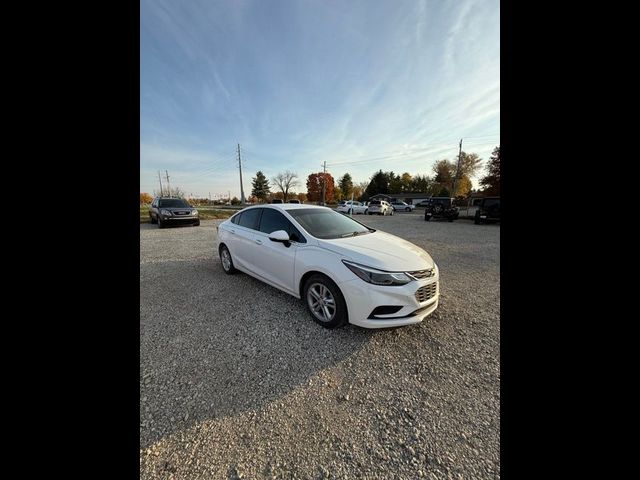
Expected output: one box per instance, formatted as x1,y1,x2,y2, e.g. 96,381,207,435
160,209,172,216
192,209,198,215
342,260,412,286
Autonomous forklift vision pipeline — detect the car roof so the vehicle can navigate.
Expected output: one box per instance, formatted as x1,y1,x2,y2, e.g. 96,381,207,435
240,203,330,211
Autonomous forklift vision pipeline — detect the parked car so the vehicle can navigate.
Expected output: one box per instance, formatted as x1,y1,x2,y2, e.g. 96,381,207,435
217,204,439,329
424,197,459,222
149,197,200,228
336,201,368,215
287,199,301,204
367,200,393,215
474,197,500,224
390,201,415,212
271,199,283,204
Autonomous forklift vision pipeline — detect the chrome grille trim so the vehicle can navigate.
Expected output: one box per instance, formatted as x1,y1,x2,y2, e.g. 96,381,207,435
415,282,438,303
407,268,435,280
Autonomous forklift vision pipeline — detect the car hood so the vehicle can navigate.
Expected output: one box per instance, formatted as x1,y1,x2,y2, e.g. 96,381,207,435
317,230,434,272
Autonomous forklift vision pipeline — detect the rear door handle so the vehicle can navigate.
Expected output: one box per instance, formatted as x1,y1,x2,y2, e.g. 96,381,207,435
230,229,235,234
254,239,263,245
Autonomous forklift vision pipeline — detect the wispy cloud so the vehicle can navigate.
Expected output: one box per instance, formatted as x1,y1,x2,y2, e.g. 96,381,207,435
141,0,500,196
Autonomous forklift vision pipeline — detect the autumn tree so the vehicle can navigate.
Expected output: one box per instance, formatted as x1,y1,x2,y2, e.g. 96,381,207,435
338,173,353,200
480,146,500,195
433,160,455,186
400,173,413,192
306,172,335,203
140,192,153,204
251,171,271,203
272,170,300,202
297,192,308,203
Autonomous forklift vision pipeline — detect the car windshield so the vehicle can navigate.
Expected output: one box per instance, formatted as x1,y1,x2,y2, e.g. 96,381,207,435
287,208,373,239
158,199,190,208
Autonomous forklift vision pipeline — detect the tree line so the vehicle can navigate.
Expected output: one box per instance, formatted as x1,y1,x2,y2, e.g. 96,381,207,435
140,146,500,205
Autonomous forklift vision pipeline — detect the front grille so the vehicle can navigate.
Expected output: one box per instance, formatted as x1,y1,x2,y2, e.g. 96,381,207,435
173,210,190,215
408,268,435,280
415,282,438,303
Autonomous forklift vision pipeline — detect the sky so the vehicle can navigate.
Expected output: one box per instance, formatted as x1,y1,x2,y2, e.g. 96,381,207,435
140,0,500,199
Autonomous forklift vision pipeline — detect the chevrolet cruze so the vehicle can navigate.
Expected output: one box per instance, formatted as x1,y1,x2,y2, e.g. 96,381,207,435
217,204,439,329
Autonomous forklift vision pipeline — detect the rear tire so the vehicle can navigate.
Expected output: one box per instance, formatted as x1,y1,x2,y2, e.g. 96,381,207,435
303,274,348,329
194,220,200,226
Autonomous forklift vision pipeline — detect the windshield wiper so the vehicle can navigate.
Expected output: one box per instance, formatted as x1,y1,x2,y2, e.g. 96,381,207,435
341,231,367,237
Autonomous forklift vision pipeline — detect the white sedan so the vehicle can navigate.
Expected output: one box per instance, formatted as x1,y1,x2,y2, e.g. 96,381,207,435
336,201,368,215
390,201,415,212
217,204,439,329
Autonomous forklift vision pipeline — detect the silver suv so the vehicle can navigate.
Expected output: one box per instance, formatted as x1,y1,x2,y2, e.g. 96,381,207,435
367,200,393,215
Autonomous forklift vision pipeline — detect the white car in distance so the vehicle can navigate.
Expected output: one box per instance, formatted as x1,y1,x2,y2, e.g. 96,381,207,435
336,201,368,215
217,204,439,329
390,201,415,212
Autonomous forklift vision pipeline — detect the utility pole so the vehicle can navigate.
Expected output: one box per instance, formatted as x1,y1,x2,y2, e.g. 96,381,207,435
228,190,231,203
237,143,246,204
322,161,327,205
158,170,164,196
452,138,463,198
165,170,171,197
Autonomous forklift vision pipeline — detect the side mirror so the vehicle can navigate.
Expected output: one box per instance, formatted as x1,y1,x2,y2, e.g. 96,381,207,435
268,230,290,244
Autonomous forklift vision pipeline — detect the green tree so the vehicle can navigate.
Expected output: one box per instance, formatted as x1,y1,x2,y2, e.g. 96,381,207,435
365,170,389,198
338,173,353,200
230,196,241,205
251,171,271,202
480,146,500,195
388,172,403,193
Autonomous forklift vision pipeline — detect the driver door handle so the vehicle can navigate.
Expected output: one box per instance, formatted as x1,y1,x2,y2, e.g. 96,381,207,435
254,239,263,245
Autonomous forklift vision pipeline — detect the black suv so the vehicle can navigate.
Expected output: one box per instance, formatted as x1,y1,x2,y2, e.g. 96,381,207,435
149,197,200,228
474,197,500,224
424,197,459,222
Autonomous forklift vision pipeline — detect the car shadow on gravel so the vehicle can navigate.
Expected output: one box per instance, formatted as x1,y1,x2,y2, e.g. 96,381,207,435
140,257,378,449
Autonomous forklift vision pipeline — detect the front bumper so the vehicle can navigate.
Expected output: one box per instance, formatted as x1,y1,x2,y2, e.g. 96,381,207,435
338,275,440,329
161,215,199,223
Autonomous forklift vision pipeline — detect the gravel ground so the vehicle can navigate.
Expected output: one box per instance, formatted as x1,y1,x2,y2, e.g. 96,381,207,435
140,212,500,479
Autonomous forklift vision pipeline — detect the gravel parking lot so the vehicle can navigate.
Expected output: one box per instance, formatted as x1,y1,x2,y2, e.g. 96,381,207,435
140,212,500,479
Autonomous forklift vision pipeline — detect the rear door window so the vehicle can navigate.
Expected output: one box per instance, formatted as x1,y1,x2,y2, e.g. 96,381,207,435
237,208,262,230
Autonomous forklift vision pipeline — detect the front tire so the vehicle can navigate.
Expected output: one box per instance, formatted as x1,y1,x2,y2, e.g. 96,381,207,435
219,244,237,274
158,217,165,229
405,207,411,212
193,220,200,226
364,209,368,215
303,274,348,329
149,213,157,224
